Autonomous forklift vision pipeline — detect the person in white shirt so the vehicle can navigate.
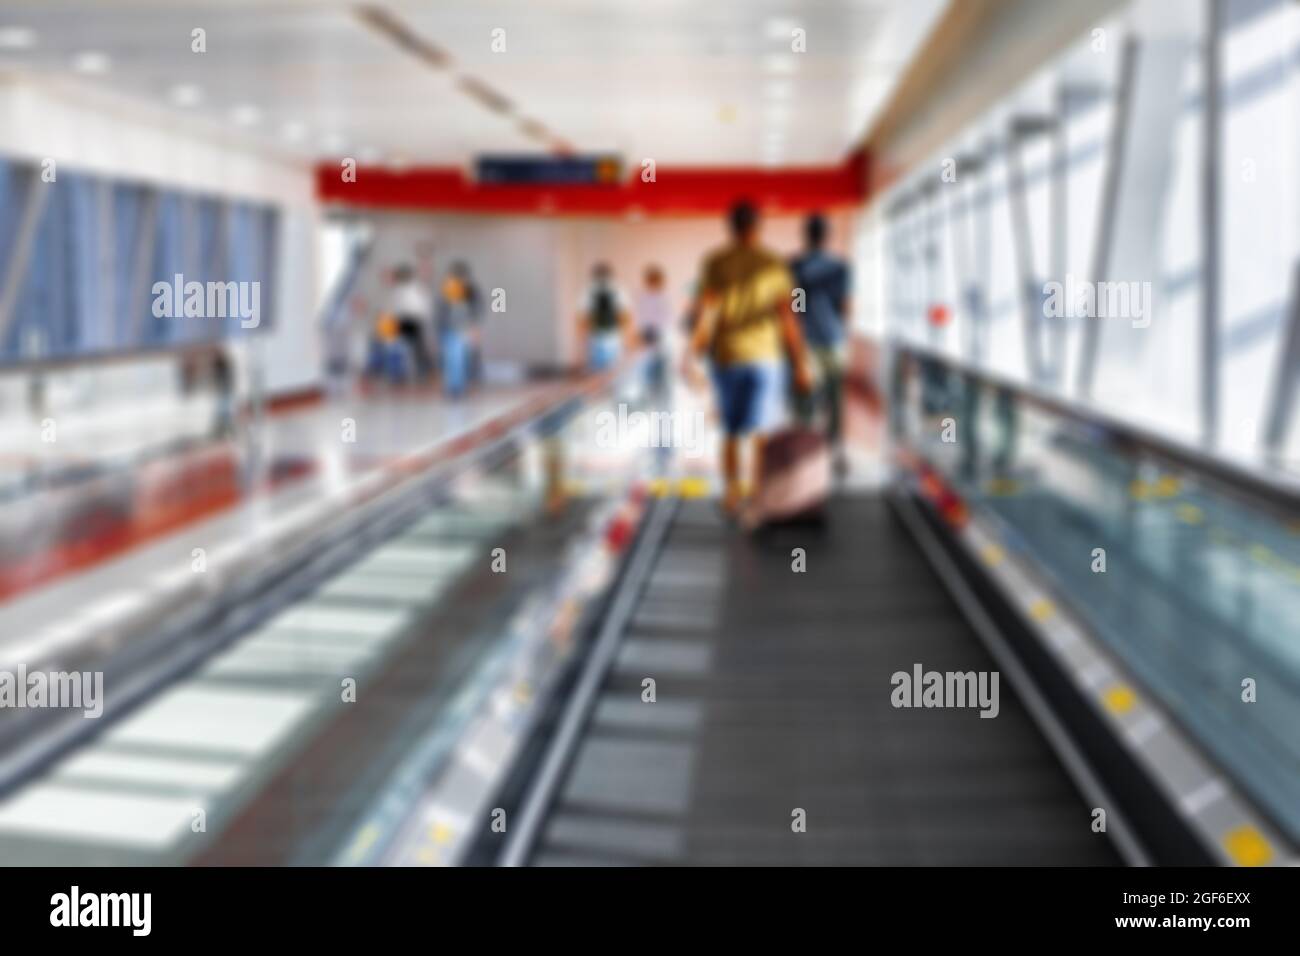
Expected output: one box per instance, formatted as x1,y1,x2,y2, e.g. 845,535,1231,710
389,263,433,379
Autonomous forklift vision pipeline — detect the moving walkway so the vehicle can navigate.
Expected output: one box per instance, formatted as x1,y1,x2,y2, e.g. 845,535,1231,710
0,349,1294,868
490,494,1121,866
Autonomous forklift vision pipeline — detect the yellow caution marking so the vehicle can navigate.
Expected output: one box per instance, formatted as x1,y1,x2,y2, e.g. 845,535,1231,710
1222,825,1273,867
980,544,1005,566
647,478,670,498
1129,480,1151,501
1176,504,1203,525
1154,475,1181,498
352,824,380,854
430,821,454,846
1102,684,1137,715
986,477,1021,497
561,480,587,496
1249,545,1274,566
677,476,711,499
1029,598,1055,622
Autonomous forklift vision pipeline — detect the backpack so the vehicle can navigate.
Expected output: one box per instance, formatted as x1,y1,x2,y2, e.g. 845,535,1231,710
590,285,620,333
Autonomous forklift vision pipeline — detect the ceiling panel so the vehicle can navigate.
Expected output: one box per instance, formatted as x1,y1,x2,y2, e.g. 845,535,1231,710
0,0,947,166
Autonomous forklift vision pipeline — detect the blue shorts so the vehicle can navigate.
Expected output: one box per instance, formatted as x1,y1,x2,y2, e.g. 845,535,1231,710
712,361,787,436
589,333,621,372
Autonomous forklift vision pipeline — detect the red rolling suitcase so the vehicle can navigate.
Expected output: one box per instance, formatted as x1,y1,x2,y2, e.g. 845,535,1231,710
752,426,832,525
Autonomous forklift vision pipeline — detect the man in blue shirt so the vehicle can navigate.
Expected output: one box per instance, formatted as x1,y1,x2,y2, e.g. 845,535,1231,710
790,212,852,475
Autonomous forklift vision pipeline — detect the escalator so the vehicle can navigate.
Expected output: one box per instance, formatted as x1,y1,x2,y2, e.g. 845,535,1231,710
493,495,1121,866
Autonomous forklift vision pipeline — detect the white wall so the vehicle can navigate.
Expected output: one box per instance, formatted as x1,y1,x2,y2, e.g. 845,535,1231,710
354,212,564,370
264,207,324,394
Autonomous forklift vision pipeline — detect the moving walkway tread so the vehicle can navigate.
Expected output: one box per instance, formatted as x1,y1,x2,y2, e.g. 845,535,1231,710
521,496,1120,866
191,499,598,866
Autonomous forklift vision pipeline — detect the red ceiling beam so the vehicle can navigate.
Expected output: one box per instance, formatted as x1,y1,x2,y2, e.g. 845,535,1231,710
315,150,869,217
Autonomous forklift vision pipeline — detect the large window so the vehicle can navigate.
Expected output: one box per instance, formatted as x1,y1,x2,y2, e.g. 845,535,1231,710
0,156,279,363
873,0,1300,477
1220,0,1300,461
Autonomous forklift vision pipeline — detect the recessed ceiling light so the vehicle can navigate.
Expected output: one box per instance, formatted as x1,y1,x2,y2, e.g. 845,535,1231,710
231,104,262,126
170,84,203,107
0,27,36,50
765,81,793,101
764,18,801,41
322,133,346,155
71,51,110,74
763,54,799,75
282,121,308,142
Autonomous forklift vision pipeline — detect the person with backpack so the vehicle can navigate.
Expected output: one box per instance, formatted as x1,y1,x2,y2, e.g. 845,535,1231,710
578,262,633,373
790,212,852,477
682,200,812,521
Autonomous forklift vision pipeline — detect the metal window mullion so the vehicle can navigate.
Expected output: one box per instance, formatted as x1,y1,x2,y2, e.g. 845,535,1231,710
0,167,51,345
1006,125,1045,385
1201,0,1224,449
1049,86,1070,389
973,140,994,366
127,190,160,344
1078,35,1140,402
947,169,974,363
96,179,115,352
1263,260,1300,461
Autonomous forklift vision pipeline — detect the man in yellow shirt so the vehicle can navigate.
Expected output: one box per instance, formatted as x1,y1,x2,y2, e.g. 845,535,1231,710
684,200,811,517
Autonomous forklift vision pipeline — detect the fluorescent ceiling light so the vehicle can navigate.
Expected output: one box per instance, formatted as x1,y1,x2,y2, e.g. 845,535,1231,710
763,54,798,75
72,51,110,74
231,104,262,126
764,18,802,41
170,84,203,107
0,26,36,49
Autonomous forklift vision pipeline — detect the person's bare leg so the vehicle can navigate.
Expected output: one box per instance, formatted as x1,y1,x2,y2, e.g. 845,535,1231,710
748,433,767,499
722,436,742,515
